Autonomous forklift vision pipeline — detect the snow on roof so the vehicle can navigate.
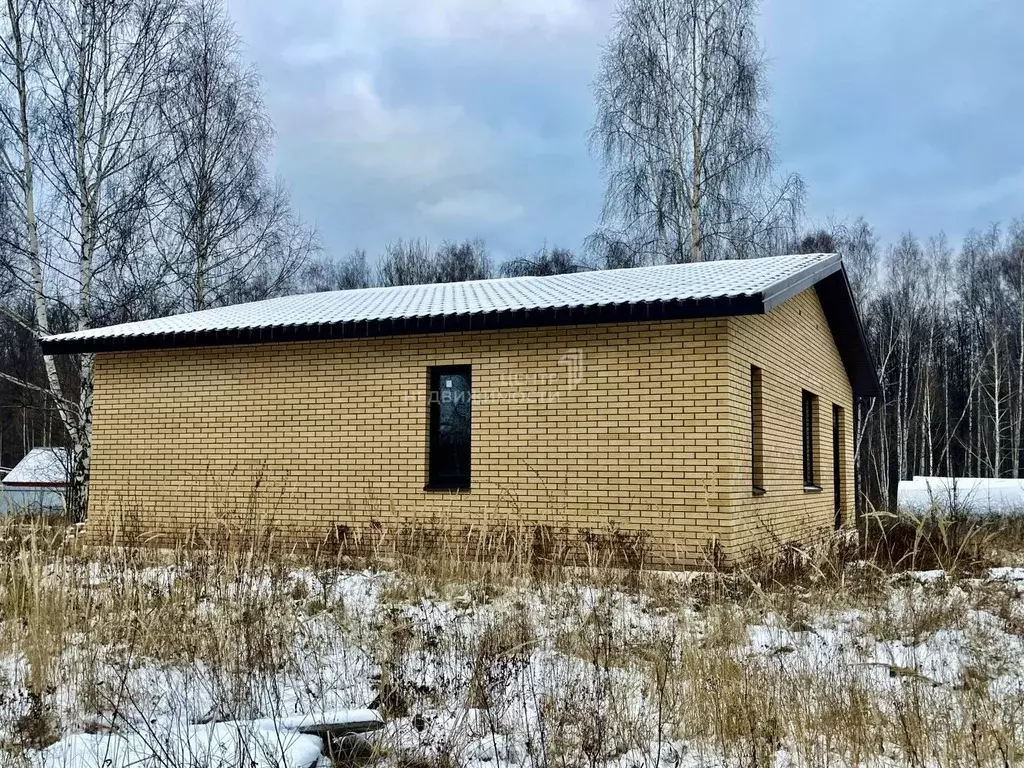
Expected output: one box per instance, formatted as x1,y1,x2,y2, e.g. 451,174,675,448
2,447,70,486
42,253,841,347
39,251,881,396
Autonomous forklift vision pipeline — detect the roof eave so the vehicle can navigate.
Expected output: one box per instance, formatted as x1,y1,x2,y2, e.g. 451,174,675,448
38,293,767,356
37,259,881,400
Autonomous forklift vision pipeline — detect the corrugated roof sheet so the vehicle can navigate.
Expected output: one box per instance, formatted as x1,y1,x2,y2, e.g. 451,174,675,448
43,253,839,346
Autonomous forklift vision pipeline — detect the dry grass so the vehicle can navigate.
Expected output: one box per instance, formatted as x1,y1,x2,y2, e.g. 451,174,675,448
0,514,1021,766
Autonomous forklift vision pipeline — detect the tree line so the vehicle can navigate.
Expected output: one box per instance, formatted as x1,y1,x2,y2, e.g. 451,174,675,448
0,0,314,510
796,221,1024,512
0,0,1017,517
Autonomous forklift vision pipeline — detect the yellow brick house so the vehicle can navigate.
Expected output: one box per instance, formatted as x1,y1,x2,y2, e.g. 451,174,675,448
41,253,879,566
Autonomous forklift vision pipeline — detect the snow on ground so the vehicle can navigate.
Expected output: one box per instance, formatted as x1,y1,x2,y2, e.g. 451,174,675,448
3,561,1023,767
38,721,325,768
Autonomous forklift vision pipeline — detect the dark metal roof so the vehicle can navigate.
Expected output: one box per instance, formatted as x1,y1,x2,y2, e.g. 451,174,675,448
40,253,880,396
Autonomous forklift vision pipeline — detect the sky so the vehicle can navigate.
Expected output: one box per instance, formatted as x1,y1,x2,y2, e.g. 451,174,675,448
228,0,1024,265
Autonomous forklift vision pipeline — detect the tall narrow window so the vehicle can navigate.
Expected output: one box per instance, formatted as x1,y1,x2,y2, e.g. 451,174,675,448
802,390,819,488
832,404,844,528
428,366,472,490
751,366,764,494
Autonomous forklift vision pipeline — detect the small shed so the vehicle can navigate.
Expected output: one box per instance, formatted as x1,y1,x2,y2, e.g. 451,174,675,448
0,447,69,515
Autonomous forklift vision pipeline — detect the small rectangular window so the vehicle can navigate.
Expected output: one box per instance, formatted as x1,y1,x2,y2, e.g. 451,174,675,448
751,366,764,494
428,366,472,490
802,390,818,488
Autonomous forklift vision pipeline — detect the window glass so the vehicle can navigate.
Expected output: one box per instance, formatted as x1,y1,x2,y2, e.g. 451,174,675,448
802,390,817,487
751,366,764,492
429,367,471,488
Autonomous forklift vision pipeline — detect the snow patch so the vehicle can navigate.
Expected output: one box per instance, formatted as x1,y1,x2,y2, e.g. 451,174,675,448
36,721,324,768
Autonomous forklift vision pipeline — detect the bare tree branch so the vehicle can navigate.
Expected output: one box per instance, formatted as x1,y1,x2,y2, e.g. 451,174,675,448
590,0,802,265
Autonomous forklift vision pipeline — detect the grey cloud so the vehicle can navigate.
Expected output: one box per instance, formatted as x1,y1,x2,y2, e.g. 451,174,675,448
230,0,610,262
233,0,1024,264
765,0,1024,242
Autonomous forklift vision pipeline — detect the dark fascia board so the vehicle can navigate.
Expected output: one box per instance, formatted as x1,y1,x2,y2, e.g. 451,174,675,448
762,253,843,312
814,269,881,399
38,292,766,356
758,253,878,398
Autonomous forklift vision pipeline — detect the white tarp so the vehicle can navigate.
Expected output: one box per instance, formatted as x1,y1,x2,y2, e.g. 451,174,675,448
0,486,66,515
897,476,1024,516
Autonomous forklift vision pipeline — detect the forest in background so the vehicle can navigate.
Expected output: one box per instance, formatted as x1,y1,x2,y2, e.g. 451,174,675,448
793,221,1024,511
0,0,1020,516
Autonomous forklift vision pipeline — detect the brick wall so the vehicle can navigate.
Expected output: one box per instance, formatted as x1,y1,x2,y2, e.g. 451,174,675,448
723,289,854,556
87,288,853,567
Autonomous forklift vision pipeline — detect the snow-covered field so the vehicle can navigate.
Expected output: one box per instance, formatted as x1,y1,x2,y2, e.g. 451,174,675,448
0,536,1022,767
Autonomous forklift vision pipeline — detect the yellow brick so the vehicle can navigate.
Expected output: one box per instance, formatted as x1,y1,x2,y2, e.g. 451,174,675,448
86,291,852,568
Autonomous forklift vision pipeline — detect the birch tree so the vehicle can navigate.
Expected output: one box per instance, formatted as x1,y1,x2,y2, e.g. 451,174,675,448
0,0,80,511
156,0,313,312
1002,220,1024,478
842,219,1024,508
0,0,179,517
590,0,803,264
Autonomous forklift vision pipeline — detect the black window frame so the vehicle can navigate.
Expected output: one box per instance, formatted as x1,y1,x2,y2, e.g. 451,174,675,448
426,365,472,491
802,390,820,490
832,403,844,528
751,366,765,495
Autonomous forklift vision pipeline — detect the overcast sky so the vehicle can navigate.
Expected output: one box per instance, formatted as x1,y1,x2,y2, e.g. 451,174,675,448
228,0,1024,264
